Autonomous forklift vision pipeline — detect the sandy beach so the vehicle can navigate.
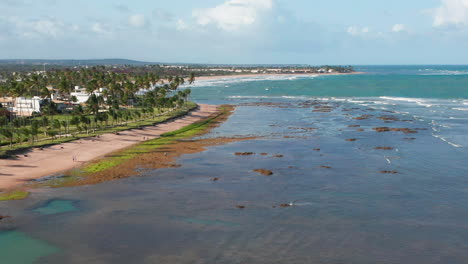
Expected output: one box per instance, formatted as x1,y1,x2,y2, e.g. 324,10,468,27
196,72,363,81
0,104,219,190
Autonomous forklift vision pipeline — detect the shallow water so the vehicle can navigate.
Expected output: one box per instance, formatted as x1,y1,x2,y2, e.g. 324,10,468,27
1,66,468,263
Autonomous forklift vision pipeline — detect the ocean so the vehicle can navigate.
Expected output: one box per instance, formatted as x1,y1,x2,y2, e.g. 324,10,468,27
1,65,468,263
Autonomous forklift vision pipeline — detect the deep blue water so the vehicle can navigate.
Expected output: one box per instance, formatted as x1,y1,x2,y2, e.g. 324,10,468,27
1,66,468,263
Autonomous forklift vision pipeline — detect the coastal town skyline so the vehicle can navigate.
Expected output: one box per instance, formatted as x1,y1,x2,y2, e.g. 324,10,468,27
1,0,468,64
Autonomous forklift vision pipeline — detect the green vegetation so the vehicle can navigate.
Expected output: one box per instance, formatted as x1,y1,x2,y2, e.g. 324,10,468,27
0,66,197,157
0,190,29,201
83,107,223,174
38,106,230,189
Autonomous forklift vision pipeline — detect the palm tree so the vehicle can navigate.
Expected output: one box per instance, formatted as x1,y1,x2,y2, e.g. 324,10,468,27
188,72,196,84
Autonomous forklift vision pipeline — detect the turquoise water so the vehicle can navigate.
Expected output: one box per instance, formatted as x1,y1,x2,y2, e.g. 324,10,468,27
0,66,467,263
188,66,468,101
33,200,78,215
0,231,58,263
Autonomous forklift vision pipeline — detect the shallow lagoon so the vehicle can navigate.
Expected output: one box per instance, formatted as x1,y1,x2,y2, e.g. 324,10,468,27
1,96,468,263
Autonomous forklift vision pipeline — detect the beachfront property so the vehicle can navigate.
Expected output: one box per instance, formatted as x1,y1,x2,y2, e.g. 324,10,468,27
12,97,43,116
70,86,105,104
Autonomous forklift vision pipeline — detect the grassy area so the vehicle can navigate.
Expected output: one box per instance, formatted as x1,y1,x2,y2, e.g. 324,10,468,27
0,190,29,201
0,103,197,158
83,106,227,174
39,105,231,188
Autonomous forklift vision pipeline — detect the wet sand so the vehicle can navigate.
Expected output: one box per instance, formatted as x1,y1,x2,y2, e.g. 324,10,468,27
0,104,219,190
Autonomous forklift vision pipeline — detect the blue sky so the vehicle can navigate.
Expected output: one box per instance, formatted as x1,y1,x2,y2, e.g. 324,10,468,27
1,0,468,64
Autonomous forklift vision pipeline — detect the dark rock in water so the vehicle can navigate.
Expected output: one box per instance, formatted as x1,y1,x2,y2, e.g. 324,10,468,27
391,128,417,134
260,153,268,156
346,138,357,142
415,128,428,131
373,127,391,132
236,205,246,209
253,169,273,176
404,137,417,140
313,148,321,151
378,116,400,121
357,129,365,131
279,204,291,208
211,177,219,182
0,215,11,220
320,166,332,169
272,155,284,158
235,152,255,156
373,127,417,133
380,170,398,174
348,125,361,128
375,147,394,150
353,115,373,120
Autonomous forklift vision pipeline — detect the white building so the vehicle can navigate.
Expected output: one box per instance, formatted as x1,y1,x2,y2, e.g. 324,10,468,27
13,97,43,116
70,86,104,104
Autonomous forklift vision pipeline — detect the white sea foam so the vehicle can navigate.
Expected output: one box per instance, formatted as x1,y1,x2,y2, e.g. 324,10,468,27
453,107,468,111
419,69,468,76
432,134,463,148
186,74,319,87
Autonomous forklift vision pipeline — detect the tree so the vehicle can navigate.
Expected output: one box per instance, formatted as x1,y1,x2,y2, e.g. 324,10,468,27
0,127,14,147
30,120,39,145
188,72,196,84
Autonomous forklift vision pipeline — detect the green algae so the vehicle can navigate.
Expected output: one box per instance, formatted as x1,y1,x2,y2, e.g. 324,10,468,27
82,106,228,174
0,190,29,201
38,105,232,188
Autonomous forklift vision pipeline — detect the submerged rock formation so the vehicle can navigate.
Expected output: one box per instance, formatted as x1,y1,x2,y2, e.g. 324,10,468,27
253,169,273,176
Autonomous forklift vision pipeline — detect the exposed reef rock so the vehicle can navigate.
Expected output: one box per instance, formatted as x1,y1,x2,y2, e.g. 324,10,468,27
235,152,255,156
375,147,394,150
253,169,273,176
373,127,417,134
380,170,398,174
353,115,373,120
0,215,11,221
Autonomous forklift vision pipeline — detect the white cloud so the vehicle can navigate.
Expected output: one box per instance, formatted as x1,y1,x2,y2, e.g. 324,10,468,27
392,24,406,32
128,14,147,28
28,19,64,37
192,0,273,31
91,23,110,34
176,19,188,31
347,26,369,36
432,0,468,27
8,17,66,38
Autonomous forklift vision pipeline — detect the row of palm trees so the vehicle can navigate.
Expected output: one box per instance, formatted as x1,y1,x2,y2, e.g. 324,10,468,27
0,67,196,148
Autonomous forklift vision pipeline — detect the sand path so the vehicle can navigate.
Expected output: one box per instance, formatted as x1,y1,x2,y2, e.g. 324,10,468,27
0,104,218,190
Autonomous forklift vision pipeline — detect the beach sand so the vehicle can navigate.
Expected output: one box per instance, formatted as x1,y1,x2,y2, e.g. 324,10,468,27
0,104,219,190
195,72,363,81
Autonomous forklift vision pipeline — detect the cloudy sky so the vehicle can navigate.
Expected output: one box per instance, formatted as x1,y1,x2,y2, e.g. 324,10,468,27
1,0,468,64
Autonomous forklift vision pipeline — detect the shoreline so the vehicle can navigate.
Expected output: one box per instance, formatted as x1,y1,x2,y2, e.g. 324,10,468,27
196,72,364,81
0,104,219,190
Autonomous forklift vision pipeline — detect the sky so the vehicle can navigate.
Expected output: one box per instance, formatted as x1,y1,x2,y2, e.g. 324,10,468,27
1,0,468,64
